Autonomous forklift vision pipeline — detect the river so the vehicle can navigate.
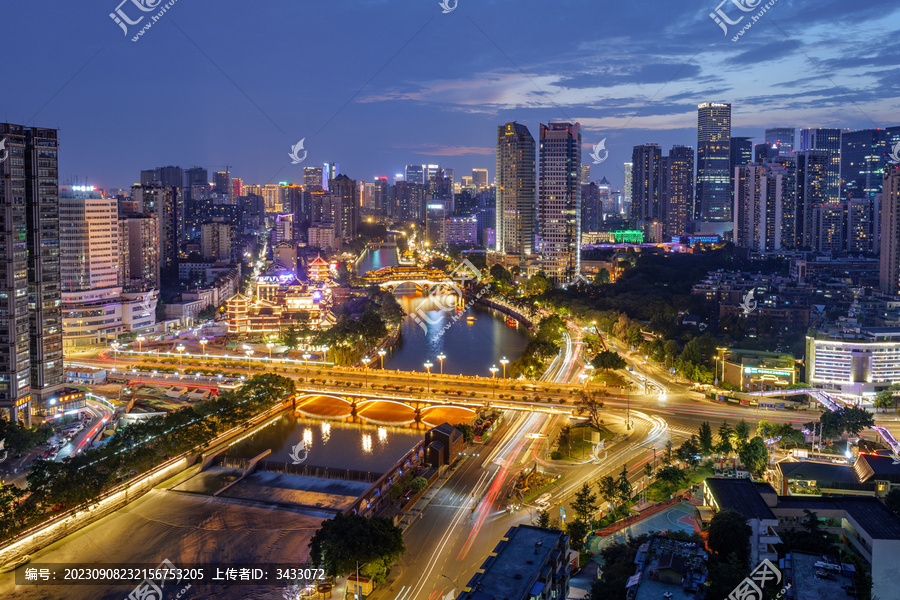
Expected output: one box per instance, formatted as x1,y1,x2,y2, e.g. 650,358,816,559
358,247,531,377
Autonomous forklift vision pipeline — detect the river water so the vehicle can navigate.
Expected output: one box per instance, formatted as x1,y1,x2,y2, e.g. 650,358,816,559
358,248,531,377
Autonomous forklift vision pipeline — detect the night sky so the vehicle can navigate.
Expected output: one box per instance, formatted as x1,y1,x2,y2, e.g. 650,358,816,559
4,0,898,191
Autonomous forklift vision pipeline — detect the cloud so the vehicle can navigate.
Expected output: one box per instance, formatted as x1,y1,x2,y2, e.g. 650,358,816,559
395,144,495,156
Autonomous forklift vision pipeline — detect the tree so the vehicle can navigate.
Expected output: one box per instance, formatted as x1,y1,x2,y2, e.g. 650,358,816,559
536,509,551,528
676,437,701,468
874,393,895,413
452,423,474,444
643,462,653,481
281,325,301,350
616,464,633,506
597,475,619,516
410,477,428,494
840,406,875,436
574,390,606,431
572,482,598,524
707,510,751,567
734,420,751,450
309,513,405,581
591,350,626,372
566,519,590,552
756,420,776,439
663,440,674,465
717,421,734,456
739,437,769,474
698,421,714,456
655,465,686,493
593,269,611,285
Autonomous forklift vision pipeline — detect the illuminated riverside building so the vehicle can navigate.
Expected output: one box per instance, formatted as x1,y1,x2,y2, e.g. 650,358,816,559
806,327,900,398
226,263,333,335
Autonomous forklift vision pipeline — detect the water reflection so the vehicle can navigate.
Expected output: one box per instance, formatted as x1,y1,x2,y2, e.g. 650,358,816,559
362,433,373,453
321,422,331,444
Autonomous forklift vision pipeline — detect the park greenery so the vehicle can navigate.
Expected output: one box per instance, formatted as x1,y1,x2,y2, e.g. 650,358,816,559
509,314,568,379
309,513,405,584
0,373,295,543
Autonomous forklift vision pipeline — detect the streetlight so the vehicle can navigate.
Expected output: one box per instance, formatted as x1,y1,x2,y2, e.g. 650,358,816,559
424,361,433,392
266,341,275,360
437,352,446,375
136,335,145,353
500,357,509,378
302,353,311,365
490,366,499,399
584,364,594,388
377,348,386,369
362,356,373,388
245,348,254,369
176,343,186,367
110,341,120,369
199,338,208,355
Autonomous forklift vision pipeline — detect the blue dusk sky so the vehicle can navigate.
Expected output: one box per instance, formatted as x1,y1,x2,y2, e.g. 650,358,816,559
3,0,899,191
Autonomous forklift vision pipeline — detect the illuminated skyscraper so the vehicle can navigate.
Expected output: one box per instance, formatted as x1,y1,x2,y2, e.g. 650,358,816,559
496,122,536,259
765,128,795,155
471,168,489,191
538,122,582,283
696,102,732,221
662,145,694,238
631,143,662,234
799,128,842,202
405,165,425,185
304,166,324,191
880,169,900,295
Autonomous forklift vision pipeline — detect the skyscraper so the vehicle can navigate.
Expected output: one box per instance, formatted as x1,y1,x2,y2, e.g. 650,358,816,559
623,162,633,221
405,165,425,185
696,102,732,221
496,122,536,259
799,128,842,202
0,124,64,422
131,184,179,274
471,168,489,191
304,166,324,191
631,144,662,235
795,150,828,249
842,128,888,201
765,128,795,155
880,169,900,295
755,142,776,164
538,122,582,283
729,136,753,202
581,182,600,234
662,145,695,238
330,174,358,241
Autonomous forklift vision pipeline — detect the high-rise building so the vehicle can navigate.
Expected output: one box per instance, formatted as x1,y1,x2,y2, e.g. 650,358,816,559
799,128,842,202
213,171,231,203
373,177,390,217
495,122,536,259
662,145,695,238
795,150,829,249
472,168,489,191
324,163,339,190
814,202,846,253
304,166,324,191
443,168,455,186
734,162,795,251
631,144,663,234
0,124,64,422
538,122,582,283
881,169,900,295
200,222,232,261
231,177,243,199
424,164,441,184
580,165,591,185
842,128,889,201
730,136,753,201
581,182,600,234
765,128,795,155
847,198,874,255
755,142,776,164
131,184,179,274
697,102,732,221
60,185,120,293
119,214,160,291
623,162,633,221
405,165,425,185
330,174,358,241
392,181,426,222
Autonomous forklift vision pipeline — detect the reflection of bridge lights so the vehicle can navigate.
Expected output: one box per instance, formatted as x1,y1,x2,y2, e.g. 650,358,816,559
378,427,387,443
321,422,331,444
303,428,313,448
362,434,373,453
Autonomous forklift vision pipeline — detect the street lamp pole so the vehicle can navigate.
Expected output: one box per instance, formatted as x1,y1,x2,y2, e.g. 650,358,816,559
136,336,145,353
110,341,120,369
490,366,499,399
437,352,446,375
199,338,208,355
266,341,274,361
424,361,433,392
363,356,372,388
500,357,509,379
246,349,254,369
175,343,185,368
378,348,386,369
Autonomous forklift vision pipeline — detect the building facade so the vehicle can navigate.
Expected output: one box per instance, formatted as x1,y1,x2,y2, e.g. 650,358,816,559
696,102,732,221
496,122,536,262
538,122,582,283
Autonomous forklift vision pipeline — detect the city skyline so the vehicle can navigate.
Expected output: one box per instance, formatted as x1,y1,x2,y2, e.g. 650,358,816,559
2,1,899,189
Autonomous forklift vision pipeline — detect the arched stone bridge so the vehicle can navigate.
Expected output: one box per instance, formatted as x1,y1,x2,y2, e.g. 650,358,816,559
290,393,478,428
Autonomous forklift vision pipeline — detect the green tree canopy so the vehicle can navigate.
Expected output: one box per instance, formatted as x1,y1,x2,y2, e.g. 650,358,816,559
309,513,405,581
707,510,751,567
739,437,769,474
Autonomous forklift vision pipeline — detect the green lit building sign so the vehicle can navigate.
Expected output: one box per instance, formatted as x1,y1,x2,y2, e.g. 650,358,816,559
743,368,792,376
612,230,644,244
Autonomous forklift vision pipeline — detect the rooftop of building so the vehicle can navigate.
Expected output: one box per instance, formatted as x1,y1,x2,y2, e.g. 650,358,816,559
704,477,777,521
462,525,564,600
776,460,861,485
788,551,856,600
774,496,900,539
855,453,900,480
632,536,708,600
